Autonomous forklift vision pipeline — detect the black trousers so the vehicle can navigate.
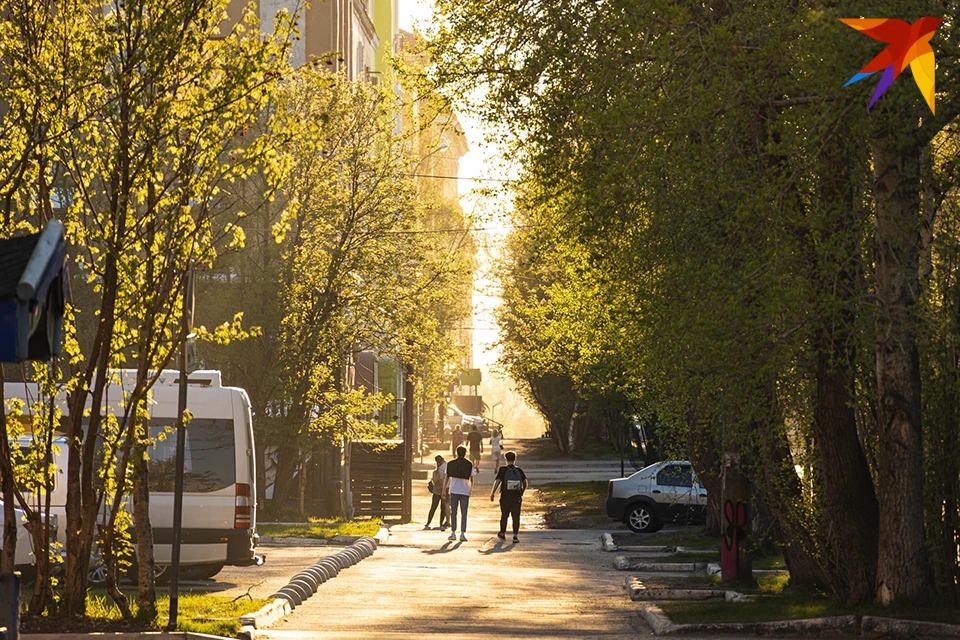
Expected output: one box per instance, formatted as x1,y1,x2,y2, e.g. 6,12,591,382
427,493,448,526
499,493,522,535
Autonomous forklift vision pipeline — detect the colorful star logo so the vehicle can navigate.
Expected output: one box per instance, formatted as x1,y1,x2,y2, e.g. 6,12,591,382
841,17,943,114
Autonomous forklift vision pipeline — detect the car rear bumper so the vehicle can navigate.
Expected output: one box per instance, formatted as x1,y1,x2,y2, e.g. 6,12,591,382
606,496,628,520
226,529,258,566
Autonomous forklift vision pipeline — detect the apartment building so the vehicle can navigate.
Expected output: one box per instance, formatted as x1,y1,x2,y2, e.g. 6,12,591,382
227,0,392,79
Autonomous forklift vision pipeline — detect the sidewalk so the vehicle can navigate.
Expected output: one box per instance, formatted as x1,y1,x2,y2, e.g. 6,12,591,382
259,454,647,639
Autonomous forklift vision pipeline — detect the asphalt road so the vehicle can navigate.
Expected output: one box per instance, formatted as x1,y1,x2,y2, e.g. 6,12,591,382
259,458,646,640
196,442,811,639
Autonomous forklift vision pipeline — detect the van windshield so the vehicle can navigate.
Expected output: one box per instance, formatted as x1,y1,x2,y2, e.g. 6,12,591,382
148,418,236,492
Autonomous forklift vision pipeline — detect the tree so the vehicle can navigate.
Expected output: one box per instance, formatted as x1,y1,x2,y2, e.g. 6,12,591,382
430,0,960,605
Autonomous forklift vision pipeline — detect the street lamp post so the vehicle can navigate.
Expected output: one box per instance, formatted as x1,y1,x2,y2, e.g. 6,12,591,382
167,268,194,631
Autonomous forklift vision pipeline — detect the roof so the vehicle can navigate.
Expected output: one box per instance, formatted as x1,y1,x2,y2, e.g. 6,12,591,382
0,233,40,299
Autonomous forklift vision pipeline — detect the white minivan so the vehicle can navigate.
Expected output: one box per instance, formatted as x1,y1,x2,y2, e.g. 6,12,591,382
6,369,259,582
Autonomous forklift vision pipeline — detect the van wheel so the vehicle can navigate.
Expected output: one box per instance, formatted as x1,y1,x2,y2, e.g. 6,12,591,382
181,563,225,581
625,504,662,533
151,563,170,585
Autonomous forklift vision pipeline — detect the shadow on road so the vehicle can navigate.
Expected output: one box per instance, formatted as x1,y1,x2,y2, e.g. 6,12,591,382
422,541,462,554
478,540,515,555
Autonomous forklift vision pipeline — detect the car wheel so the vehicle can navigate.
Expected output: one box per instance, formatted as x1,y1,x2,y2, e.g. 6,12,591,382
625,504,661,533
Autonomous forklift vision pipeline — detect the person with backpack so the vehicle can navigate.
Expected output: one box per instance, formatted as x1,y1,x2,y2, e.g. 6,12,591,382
490,450,528,543
444,445,476,542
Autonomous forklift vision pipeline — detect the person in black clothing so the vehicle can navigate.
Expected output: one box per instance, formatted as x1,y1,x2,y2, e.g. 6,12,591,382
466,423,484,469
490,450,527,543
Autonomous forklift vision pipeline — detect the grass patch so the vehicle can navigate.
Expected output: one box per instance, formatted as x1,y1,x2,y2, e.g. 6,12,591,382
24,590,268,636
524,438,619,461
537,481,609,528
661,594,844,624
665,577,960,626
259,518,382,540
612,529,718,549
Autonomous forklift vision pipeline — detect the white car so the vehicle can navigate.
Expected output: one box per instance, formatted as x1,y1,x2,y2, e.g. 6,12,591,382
606,460,708,533
0,502,58,579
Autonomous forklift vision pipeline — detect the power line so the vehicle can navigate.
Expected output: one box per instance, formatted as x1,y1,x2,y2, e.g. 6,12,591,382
407,173,515,183
385,223,540,235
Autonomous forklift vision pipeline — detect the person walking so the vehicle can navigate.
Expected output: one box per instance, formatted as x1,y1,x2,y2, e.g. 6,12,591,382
490,450,527,544
425,455,449,530
451,425,464,455
466,423,484,470
444,445,476,542
490,428,504,474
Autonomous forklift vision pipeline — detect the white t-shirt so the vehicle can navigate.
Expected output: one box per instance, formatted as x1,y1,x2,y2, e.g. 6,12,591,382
448,464,476,496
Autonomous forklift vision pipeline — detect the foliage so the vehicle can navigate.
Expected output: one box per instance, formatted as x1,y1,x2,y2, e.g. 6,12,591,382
0,0,294,619
430,0,960,608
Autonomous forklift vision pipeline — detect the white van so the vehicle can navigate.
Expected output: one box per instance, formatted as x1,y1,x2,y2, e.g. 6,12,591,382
6,369,259,581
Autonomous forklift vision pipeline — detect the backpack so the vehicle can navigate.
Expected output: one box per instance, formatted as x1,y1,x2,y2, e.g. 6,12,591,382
504,466,523,492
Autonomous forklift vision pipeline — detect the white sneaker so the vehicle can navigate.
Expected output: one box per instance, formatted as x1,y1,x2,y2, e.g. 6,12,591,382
459,533,467,542
448,533,457,541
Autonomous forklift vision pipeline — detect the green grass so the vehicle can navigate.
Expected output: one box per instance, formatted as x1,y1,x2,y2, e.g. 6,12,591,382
537,481,609,528
665,575,960,626
613,529,719,548
661,594,845,624
525,438,619,461
259,518,382,540
537,481,607,513
27,590,268,636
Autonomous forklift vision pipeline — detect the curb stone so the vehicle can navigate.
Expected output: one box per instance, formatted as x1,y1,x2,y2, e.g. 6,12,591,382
614,556,709,573
638,603,857,636
240,535,381,635
625,577,749,603
861,616,960,638
601,532,618,552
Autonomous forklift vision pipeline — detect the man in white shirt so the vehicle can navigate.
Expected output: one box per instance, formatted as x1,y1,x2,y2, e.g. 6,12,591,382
443,446,477,542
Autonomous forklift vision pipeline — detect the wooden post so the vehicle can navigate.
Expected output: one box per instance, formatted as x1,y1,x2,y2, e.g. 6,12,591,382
720,452,752,584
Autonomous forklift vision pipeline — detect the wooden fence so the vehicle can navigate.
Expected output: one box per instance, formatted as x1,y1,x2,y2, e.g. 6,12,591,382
350,441,405,519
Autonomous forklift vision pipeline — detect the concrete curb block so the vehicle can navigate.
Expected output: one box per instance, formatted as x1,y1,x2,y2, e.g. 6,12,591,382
625,577,749,603
861,616,960,638
601,533,618,552
257,536,328,547
238,597,292,630
614,556,709,573
254,535,380,630
638,604,857,636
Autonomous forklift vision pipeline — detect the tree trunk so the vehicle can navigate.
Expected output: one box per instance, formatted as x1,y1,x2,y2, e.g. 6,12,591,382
0,367,20,575
812,344,879,604
133,443,157,619
870,136,934,604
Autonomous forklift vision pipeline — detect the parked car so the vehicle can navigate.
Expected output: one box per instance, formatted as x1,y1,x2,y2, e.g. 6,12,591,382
606,460,708,533
0,501,58,581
